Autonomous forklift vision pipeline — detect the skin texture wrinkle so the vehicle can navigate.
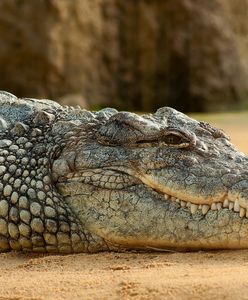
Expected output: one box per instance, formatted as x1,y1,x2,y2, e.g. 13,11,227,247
0,91,248,252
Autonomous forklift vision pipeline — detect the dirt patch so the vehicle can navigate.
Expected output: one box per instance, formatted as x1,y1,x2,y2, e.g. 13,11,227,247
1,251,248,299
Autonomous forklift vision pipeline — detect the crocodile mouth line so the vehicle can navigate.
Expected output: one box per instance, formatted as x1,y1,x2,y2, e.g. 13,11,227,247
162,192,247,218
140,173,248,219
58,168,248,219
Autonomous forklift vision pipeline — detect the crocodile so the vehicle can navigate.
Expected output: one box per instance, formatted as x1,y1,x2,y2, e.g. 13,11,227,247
0,91,248,253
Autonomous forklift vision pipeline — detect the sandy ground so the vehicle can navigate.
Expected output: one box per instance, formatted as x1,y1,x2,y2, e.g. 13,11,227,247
2,250,248,300
1,112,248,300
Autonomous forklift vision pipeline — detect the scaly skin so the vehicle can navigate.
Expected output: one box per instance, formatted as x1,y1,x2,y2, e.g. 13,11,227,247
0,91,248,253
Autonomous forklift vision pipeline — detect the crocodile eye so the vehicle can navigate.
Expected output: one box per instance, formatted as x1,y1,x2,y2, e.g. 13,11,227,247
162,134,183,145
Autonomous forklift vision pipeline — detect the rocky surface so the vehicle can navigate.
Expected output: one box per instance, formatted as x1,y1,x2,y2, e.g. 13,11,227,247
109,0,248,112
0,0,248,111
0,0,104,107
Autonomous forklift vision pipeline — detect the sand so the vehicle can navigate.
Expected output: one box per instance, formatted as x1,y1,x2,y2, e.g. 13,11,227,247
1,250,248,300
1,112,248,300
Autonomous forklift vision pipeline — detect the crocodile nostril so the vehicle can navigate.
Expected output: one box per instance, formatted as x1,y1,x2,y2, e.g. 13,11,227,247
227,154,235,160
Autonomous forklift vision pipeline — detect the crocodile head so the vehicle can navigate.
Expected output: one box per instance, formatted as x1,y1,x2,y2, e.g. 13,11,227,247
53,107,248,251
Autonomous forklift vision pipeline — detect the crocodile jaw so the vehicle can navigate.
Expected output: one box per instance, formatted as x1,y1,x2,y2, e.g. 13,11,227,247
58,178,248,251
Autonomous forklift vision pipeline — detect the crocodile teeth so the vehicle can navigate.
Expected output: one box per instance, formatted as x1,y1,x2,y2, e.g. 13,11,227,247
180,200,186,207
234,200,240,212
217,203,222,210
202,205,210,215
223,199,229,208
163,193,248,219
190,204,198,214
164,194,170,200
211,203,217,210
240,207,246,218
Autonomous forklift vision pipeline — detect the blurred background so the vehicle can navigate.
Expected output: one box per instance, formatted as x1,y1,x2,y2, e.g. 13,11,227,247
0,0,248,113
